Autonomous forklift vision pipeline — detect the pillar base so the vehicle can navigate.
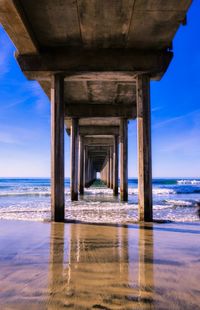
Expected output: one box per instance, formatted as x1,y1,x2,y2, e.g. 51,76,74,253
120,191,128,202
71,192,78,201
139,208,153,222
113,187,118,196
79,188,84,195
52,207,65,222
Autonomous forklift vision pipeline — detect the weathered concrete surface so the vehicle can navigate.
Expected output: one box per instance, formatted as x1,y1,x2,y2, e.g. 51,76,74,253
137,75,152,222
70,118,79,201
78,136,84,195
113,135,119,195
17,49,172,80
51,75,65,222
120,118,128,202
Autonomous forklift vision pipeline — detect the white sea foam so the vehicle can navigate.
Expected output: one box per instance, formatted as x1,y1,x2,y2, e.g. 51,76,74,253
0,199,198,223
128,188,176,195
165,199,193,206
1,184,200,198
0,189,71,197
177,179,200,185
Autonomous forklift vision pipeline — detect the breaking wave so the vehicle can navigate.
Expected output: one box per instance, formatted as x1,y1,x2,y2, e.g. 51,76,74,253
177,179,200,185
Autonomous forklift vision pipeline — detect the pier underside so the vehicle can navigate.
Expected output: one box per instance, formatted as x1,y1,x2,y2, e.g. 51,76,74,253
0,0,192,221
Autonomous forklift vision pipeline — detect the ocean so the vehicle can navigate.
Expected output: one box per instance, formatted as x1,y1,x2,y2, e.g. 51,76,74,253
0,178,199,223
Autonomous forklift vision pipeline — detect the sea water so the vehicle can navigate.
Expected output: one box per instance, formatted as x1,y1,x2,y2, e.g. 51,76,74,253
0,178,199,223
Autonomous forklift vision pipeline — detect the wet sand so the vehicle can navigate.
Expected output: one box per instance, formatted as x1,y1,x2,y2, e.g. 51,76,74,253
0,220,199,309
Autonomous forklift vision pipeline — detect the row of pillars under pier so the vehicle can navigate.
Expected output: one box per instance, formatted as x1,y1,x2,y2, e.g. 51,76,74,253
70,119,128,202
51,74,152,222
71,131,121,200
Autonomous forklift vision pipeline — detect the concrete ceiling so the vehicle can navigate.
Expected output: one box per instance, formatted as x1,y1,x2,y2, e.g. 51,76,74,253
0,0,192,131
18,0,190,50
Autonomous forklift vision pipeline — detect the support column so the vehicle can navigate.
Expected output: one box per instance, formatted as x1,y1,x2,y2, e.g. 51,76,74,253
110,146,113,189
137,75,152,222
78,135,84,195
51,74,65,222
84,146,88,187
107,151,110,188
113,135,119,196
70,118,79,201
120,118,128,201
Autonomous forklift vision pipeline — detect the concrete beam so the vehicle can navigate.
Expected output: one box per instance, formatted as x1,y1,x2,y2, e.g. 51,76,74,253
16,49,173,80
65,103,136,118
0,0,38,54
83,137,115,145
78,126,119,136
87,146,111,152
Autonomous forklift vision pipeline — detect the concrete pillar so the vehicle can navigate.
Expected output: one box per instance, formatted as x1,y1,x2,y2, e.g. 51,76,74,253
110,146,113,189
84,146,88,187
137,75,152,222
113,135,119,196
120,118,128,202
87,157,89,185
78,135,84,195
84,146,86,187
70,118,79,201
51,74,65,222
107,152,110,188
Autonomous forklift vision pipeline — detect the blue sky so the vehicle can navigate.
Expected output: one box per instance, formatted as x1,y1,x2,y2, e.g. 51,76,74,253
0,2,199,178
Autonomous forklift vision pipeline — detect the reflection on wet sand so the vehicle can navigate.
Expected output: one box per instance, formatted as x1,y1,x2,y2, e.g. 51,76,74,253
48,223,154,309
0,220,199,309
138,225,154,308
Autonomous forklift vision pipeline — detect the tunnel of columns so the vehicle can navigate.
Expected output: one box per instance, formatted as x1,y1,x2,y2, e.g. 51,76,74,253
0,0,191,223
55,74,152,223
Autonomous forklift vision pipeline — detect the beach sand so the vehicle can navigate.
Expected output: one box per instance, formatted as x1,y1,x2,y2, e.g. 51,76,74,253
0,220,199,309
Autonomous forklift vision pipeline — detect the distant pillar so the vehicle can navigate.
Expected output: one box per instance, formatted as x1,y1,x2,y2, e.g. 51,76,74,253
110,146,113,189
79,135,84,195
113,135,119,196
70,118,79,201
120,118,128,201
84,146,88,187
107,151,110,188
88,157,91,186
137,75,152,222
51,74,65,222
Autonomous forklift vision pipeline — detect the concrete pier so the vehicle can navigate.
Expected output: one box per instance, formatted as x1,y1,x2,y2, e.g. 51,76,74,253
0,1,192,221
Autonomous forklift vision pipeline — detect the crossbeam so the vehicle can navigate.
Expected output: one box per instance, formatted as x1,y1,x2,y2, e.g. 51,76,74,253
16,49,173,80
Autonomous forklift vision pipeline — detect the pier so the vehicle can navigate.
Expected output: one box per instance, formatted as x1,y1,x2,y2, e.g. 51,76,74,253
0,0,192,222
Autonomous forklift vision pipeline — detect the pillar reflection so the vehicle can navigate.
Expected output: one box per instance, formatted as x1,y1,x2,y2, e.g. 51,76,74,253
47,223,154,309
138,224,154,309
48,223,65,309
